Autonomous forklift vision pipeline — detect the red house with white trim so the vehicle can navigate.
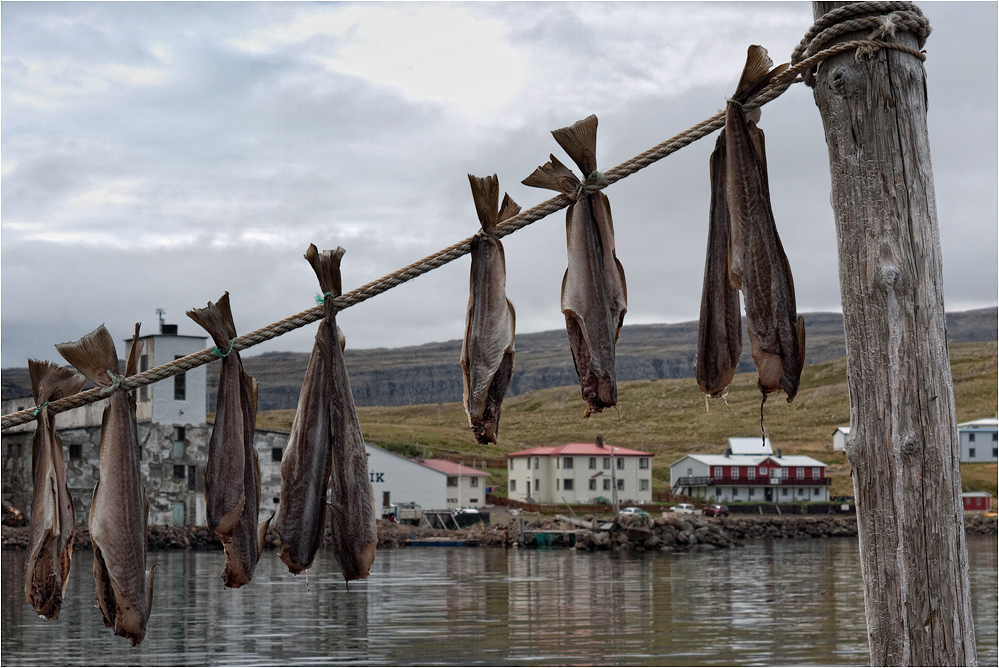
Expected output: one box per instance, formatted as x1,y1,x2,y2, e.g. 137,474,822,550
670,452,830,503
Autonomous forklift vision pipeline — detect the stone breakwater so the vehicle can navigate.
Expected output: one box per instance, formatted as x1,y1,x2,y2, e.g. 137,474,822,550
2,514,995,551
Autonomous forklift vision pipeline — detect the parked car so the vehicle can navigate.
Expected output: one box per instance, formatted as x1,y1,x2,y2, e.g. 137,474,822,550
703,504,730,517
619,506,650,520
671,503,696,514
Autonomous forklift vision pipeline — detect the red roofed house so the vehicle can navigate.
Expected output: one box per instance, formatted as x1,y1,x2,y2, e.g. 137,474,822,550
506,437,653,505
419,459,489,509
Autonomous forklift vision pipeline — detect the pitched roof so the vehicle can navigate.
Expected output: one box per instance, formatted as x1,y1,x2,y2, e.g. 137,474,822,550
507,443,653,458
670,453,827,468
418,459,489,476
957,417,998,429
728,437,773,455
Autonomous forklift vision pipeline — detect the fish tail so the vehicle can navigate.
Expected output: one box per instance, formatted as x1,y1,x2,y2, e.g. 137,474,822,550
305,244,345,300
124,323,142,378
733,45,789,103
468,174,500,234
55,325,120,387
522,155,578,197
28,359,86,405
186,292,238,350
498,193,521,224
257,512,274,563
551,114,599,175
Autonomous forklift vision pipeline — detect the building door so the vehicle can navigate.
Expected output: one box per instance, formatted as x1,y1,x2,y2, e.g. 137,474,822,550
383,491,391,509
527,481,531,497
765,487,773,502
187,465,197,491
172,501,186,527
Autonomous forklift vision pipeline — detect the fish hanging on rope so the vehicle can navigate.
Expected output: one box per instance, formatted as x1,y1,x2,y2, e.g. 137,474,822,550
187,292,269,589
276,245,376,582
523,114,628,417
725,45,805,402
695,133,742,401
56,324,154,645
24,360,85,619
461,174,520,444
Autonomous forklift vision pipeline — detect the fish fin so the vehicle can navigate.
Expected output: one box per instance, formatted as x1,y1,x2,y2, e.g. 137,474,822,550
522,155,579,197
55,325,120,387
28,359,86,406
336,326,346,353
734,45,789,102
257,512,275,563
468,174,500,234
551,114,599,175
186,292,238,349
497,193,521,223
124,323,142,377
305,244,345,299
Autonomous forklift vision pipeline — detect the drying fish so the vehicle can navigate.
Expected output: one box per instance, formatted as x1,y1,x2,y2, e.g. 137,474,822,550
460,173,519,444
277,246,376,582
188,292,269,589
523,114,627,417
24,360,86,619
725,45,805,402
56,324,154,645
695,133,742,399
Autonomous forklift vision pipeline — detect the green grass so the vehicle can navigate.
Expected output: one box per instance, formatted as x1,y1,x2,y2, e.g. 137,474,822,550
256,341,998,499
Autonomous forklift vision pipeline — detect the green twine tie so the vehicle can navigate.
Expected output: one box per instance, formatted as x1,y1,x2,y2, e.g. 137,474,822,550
32,402,49,417
315,292,335,305
212,338,236,359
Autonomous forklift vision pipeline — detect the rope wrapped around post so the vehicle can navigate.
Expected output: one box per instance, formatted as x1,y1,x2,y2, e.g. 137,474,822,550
0,30,930,432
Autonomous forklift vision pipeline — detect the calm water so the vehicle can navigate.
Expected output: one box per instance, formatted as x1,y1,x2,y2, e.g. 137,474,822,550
2,536,996,666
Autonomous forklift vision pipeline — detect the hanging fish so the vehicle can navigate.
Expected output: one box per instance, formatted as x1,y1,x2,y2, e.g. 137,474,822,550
187,292,269,589
56,324,154,645
461,174,520,444
276,246,376,582
695,133,742,399
523,115,628,417
24,360,85,619
725,45,805,402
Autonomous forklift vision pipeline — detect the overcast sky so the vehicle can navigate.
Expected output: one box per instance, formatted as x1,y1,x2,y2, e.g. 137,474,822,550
2,1,996,369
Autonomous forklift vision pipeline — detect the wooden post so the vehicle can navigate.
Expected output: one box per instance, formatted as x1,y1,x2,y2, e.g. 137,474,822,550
809,2,977,665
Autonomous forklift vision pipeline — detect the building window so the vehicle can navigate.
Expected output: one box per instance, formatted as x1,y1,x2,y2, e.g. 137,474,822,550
69,443,82,460
447,498,458,504
968,433,976,442
470,498,478,505
732,488,738,497
173,464,185,478
139,355,150,402
639,479,649,491
617,479,625,491
172,440,184,459
796,467,804,478
447,476,458,487
760,467,768,476
603,457,610,469
563,479,574,491
589,479,597,491
470,477,479,488
812,467,820,478
563,457,573,469
748,488,754,497
188,465,197,491
798,488,804,496
782,488,789,496
639,458,649,469
969,447,976,458
509,459,514,470
748,468,756,479
533,458,539,470
778,468,787,478
993,448,998,458
616,458,624,470
814,488,820,496
603,479,611,491
589,457,597,469
715,487,721,496
174,426,186,441
272,448,283,462
174,356,186,400
993,433,997,442
731,467,739,478
714,467,723,478
510,480,517,491
535,479,540,491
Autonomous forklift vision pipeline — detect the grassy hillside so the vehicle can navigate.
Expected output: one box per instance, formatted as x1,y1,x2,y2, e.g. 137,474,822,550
256,340,997,499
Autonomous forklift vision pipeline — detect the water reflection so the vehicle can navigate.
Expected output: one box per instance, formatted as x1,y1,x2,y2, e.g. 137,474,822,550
2,537,995,666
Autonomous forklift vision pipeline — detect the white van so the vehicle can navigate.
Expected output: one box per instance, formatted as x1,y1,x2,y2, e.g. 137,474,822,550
671,503,696,514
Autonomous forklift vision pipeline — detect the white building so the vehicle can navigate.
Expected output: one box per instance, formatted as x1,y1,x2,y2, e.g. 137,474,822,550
957,417,998,463
832,427,850,452
506,439,653,505
419,459,489,509
670,452,830,503
728,437,773,455
126,322,208,425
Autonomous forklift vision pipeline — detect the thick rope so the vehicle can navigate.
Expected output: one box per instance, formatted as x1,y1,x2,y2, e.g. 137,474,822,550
1,34,929,432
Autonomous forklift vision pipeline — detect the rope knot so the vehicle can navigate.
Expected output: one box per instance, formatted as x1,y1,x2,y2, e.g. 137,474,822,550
577,170,609,199
32,402,49,417
102,372,126,396
211,338,237,359
315,292,335,305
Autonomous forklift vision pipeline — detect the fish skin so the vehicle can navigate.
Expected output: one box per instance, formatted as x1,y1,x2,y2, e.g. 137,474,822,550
24,360,86,620
696,133,743,399
725,45,804,402
187,292,263,588
56,324,153,645
523,115,627,417
461,174,519,444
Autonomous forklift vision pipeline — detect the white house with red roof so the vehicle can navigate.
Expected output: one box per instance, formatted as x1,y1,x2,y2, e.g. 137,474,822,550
670,451,830,503
419,459,490,509
506,438,653,504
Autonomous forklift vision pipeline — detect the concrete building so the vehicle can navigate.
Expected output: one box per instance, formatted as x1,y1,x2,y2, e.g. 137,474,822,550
670,451,830,503
419,459,489,509
957,417,998,463
506,439,653,505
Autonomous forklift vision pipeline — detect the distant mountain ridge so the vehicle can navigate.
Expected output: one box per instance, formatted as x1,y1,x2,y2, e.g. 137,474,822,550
3,308,995,410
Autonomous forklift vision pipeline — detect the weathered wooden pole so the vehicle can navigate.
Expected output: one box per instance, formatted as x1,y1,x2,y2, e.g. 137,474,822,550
808,2,976,665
